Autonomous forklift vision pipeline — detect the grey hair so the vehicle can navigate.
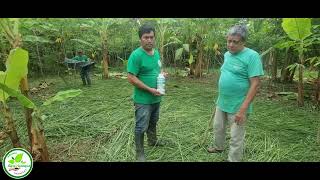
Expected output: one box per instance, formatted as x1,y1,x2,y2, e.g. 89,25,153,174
227,25,248,42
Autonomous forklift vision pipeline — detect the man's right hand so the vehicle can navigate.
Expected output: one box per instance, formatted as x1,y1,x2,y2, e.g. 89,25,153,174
149,88,161,96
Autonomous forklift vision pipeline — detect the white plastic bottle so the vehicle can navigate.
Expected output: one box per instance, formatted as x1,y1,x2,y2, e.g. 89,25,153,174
157,73,165,95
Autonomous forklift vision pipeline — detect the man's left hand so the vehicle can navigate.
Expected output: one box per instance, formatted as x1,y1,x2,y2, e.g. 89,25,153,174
234,111,246,125
162,72,168,78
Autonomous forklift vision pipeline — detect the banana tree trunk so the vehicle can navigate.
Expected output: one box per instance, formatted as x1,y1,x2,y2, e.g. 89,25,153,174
20,77,33,147
31,110,49,161
101,31,109,79
281,48,291,83
102,50,109,79
33,30,44,77
195,45,204,78
20,77,49,161
315,68,320,105
298,54,304,107
2,103,21,148
160,43,164,66
35,43,44,77
206,52,210,74
270,50,277,82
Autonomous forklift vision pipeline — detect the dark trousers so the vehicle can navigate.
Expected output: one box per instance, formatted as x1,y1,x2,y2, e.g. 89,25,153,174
80,66,91,85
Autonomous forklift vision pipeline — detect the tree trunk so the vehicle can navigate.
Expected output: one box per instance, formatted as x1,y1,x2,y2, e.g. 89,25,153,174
2,103,21,148
20,77,49,161
206,52,210,74
160,42,164,67
195,45,204,78
297,65,304,106
297,54,304,107
31,110,49,161
33,30,44,77
270,50,277,82
159,24,166,68
101,31,109,79
189,63,196,76
315,68,320,105
102,51,109,79
281,48,291,83
20,77,33,147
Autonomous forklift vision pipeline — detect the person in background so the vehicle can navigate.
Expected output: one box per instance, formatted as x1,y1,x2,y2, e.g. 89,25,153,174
72,50,92,86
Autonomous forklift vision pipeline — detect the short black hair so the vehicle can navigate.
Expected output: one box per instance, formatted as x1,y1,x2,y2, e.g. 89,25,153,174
138,23,155,39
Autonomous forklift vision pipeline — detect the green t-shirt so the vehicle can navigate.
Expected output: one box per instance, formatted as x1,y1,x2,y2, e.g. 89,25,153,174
216,47,264,114
72,55,89,62
127,47,161,104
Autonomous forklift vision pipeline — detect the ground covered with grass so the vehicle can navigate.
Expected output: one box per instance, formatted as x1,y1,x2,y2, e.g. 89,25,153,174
1,69,319,162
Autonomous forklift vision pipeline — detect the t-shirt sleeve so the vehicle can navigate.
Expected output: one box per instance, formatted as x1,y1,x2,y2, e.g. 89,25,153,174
72,56,78,61
248,53,264,78
127,52,140,76
84,55,89,61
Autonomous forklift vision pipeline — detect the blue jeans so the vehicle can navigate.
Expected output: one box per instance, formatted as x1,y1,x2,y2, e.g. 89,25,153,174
134,103,160,134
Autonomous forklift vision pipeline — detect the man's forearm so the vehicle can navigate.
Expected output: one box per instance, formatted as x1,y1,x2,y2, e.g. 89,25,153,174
239,77,260,113
128,74,151,92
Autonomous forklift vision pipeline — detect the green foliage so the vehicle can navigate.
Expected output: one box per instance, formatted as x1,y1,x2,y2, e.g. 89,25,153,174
188,53,194,65
23,35,52,43
282,18,312,41
2,18,316,78
0,82,36,109
70,38,95,48
273,41,296,49
0,18,20,46
182,44,189,52
306,57,320,67
0,48,28,102
175,48,183,61
6,48,29,78
260,47,273,58
43,89,82,106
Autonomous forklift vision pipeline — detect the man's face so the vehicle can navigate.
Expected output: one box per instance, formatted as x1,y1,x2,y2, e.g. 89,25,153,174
227,35,244,54
140,31,155,51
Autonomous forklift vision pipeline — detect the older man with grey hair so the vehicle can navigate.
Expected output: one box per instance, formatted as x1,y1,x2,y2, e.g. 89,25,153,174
207,25,264,162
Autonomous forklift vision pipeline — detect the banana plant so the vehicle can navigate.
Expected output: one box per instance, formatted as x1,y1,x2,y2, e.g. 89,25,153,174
1,18,54,161
156,18,179,67
175,43,194,66
0,47,28,148
1,80,82,161
281,18,313,106
306,56,320,104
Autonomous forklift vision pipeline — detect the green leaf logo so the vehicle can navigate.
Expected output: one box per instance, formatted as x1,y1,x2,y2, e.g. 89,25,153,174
15,153,23,163
8,159,15,164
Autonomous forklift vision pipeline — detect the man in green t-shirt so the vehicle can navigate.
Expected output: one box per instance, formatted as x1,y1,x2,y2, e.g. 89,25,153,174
72,50,92,86
127,23,167,162
207,25,264,162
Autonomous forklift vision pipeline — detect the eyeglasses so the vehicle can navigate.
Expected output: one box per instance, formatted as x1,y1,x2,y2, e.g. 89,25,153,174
227,39,242,45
